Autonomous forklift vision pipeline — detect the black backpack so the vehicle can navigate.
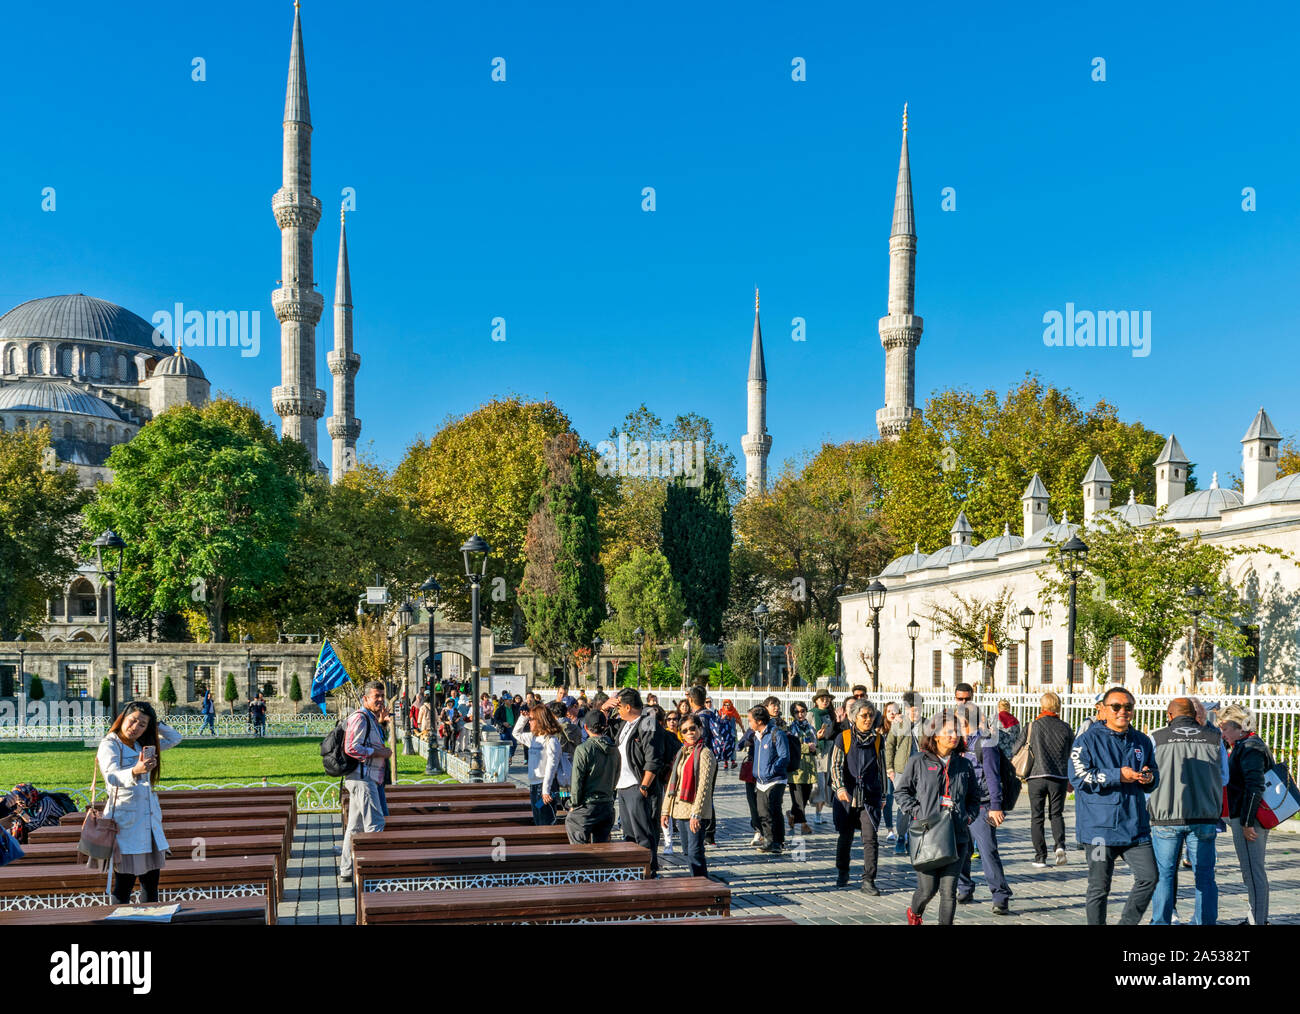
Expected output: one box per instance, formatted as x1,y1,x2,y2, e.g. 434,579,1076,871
45,791,79,815
975,740,1022,812
321,717,358,777
785,730,802,775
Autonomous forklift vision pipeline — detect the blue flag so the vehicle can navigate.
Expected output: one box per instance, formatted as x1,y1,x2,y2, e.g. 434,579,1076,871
311,639,351,713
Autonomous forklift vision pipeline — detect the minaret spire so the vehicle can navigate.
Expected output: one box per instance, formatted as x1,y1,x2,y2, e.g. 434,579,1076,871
742,287,772,497
271,0,326,467
876,104,923,440
327,206,361,482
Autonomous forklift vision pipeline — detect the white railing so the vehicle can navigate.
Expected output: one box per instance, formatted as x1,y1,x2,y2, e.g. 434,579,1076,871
46,775,452,813
0,714,339,741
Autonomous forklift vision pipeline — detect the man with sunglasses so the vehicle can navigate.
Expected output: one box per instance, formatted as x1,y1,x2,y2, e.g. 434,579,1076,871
1069,686,1160,925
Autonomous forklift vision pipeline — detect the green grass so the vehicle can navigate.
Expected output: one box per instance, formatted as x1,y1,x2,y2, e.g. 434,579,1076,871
0,738,436,791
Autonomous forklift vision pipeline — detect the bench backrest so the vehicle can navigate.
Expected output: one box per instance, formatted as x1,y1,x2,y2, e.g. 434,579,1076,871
352,825,569,850
0,896,271,926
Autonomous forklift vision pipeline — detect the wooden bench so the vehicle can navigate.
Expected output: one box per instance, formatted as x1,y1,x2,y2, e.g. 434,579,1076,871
381,812,536,832
33,816,293,868
0,854,280,923
367,782,522,795
14,834,287,895
85,788,297,823
602,914,798,925
0,895,271,926
352,825,569,852
380,799,531,816
359,876,727,924
62,804,293,826
342,786,527,823
353,842,650,911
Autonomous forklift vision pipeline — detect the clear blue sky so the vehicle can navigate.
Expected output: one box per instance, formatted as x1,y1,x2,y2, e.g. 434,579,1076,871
1,0,1296,487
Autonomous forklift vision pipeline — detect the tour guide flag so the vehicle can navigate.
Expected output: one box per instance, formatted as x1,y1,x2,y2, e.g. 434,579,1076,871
982,624,999,656
311,639,351,713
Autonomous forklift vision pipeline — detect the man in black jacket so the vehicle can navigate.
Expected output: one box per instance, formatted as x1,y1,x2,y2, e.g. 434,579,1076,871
610,689,666,876
1026,691,1075,868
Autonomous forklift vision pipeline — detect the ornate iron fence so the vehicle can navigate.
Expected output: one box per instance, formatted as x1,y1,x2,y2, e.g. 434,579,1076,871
44,776,452,813
0,714,339,741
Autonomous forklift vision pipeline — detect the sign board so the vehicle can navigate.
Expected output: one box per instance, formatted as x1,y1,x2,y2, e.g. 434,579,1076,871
366,587,389,605
489,673,525,702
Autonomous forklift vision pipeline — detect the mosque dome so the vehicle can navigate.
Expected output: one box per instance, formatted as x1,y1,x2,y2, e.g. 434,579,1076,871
1249,471,1300,507
881,543,931,577
921,543,974,570
1106,489,1157,527
1166,473,1243,521
0,381,122,420
152,348,207,380
966,524,1025,560
0,294,160,350
1024,513,1080,550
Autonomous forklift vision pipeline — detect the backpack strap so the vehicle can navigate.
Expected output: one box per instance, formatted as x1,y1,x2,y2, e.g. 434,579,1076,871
842,729,851,754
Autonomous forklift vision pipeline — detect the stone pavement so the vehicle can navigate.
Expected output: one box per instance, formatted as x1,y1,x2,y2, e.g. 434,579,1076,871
275,763,1299,925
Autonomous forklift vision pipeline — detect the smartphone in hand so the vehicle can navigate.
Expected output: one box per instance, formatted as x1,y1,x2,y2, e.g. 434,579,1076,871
142,746,156,761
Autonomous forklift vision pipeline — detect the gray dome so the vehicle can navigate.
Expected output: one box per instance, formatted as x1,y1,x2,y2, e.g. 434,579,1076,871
1166,474,1243,521
1249,471,1300,506
0,381,122,420
967,524,1024,561
1024,514,1080,549
0,294,159,350
153,349,206,380
1103,490,1157,527
922,543,974,570
881,543,930,577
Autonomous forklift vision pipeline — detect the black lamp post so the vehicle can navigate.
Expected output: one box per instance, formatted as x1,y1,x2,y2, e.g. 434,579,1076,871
559,643,570,689
461,535,491,781
397,600,415,754
1061,534,1089,689
1019,606,1035,688
591,636,603,688
632,627,644,689
907,618,920,692
753,604,769,688
13,632,26,705
682,618,696,690
830,626,843,689
241,633,253,701
1186,584,1206,689
92,530,125,718
420,576,441,774
866,579,887,694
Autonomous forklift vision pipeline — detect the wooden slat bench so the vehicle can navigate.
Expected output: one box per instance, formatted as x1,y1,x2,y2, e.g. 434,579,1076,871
381,799,531,816
352,825,569,852
84,787,296,821
0,895,271,926
0,854,280,923
359,876,727,925
33,816,293,868
602,914,799,925
14,834,287,895
353,842,650,909
342,786,527,824
62,804,293,826
381,812,536,832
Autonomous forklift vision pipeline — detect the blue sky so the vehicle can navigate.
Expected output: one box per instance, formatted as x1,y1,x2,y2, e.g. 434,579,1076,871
1,0,1296,487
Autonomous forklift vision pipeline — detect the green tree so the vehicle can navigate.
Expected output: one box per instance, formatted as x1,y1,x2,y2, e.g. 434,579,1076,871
82,400,299,642
1038,513,1270,692
601,548,685,648
1074,596,1128,686
924,586,1017,688
289,673,303,703
519,433,606,670
661,461,732,643
158,676,177,713
0,428,89,639
792,620,835,685
666,644,708,686
30,674,45,702
223,672,239,715
98,678,110,708
725,630,761,687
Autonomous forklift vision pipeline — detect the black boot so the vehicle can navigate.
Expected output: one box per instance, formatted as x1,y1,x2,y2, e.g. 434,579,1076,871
836,869,850,887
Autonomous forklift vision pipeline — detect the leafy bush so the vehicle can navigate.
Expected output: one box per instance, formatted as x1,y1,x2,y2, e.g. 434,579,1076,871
289,673,302,703
158,676,177,711
30,674,45,701
98,678,109,708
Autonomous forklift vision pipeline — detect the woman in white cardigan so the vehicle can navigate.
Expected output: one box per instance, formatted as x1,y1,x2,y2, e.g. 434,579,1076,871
96,700,182,903
513,704,562,825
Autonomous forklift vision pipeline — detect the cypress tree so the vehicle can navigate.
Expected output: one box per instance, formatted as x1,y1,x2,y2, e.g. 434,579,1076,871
661,460,732,643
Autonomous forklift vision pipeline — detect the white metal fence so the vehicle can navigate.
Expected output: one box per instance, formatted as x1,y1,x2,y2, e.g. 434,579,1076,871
0,714,338,741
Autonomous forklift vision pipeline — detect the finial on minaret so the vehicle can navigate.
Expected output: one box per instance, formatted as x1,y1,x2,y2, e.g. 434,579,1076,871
755,286,759,312
902,102,908,134
340,203,346,225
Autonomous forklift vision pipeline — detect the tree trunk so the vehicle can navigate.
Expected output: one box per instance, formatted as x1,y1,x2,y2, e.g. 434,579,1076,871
1140,670,1161,694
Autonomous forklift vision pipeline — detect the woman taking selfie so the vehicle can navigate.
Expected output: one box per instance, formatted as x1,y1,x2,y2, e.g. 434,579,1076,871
96,701,182,904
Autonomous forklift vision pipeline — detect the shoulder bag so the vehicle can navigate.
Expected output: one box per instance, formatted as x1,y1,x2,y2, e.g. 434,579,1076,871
1011,720,1035,779
907,761,959,872
77,743,121,864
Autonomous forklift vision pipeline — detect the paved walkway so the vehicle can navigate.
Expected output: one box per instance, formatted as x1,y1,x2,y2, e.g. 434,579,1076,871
276,762,1299,925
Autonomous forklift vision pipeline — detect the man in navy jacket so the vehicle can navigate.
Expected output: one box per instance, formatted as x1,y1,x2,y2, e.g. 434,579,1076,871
750,705,790,854
1070,686,1160,925
956,705,1013,914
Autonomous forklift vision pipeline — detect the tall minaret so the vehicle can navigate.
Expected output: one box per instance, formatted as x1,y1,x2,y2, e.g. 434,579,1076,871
741,287,772,497
271,1,326,465
876,103,924,440
327,207,361,482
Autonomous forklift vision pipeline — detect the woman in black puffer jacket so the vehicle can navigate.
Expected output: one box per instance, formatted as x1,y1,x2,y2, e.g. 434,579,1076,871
1220,705,1273,925
894,710,982,926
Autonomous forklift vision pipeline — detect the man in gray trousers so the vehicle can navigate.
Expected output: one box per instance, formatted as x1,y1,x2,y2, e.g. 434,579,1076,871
339,680,393,885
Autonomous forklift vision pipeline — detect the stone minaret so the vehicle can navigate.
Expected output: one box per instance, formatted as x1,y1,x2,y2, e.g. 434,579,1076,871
1022,472,1049,539
1241,407,1281,502
1082,455,1113,522
741,287,772,497
1155,434,1189,510
876,104,923,440
327,207,361,482
271,1,326,465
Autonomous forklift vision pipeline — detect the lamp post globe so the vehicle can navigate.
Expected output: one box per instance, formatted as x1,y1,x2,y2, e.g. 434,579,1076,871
460,535,492,781
92,529,125,718
1019,606,1035,689
1061,536,1088,689
865,579,887,694
906,618,920,692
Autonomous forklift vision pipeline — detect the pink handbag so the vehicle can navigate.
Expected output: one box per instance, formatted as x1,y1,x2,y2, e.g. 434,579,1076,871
77,749,119,864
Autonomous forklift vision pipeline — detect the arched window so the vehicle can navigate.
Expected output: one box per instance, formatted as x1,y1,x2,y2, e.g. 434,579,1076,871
105,425,115,444
3,346,15,375
16,418,26,431
59,346,74,376
83,422,94,442
63,422,74,440
117,355,129,381
0,417,6,432
87,350,101,379
28,345,45,375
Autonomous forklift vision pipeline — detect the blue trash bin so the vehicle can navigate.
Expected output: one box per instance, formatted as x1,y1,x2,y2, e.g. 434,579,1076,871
482,741,510,783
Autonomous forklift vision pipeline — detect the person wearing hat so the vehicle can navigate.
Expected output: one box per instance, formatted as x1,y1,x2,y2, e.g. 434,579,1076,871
564,709,622,844
1077,692,1107,737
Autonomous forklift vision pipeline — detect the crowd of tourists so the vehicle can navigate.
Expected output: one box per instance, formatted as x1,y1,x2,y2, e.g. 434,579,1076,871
432,678,1285,926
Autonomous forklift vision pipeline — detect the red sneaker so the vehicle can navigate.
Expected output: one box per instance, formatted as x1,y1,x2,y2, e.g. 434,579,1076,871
907,907,923,926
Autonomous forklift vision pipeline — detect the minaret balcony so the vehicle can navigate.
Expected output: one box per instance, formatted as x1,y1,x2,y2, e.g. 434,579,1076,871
272,385,326,420
327,417,362,441
272,288,325,324
326,350,361,375
272,189,322,230
878,314,923,349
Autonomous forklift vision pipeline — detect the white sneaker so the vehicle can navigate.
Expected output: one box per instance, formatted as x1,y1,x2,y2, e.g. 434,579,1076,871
1032,861,1049,869
750,832,763,846
1055,847,1068,866
1170,909,1181,925
886,830,897,843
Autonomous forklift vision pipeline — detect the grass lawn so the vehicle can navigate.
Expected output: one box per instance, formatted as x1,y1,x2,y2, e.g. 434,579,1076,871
0,738,438,791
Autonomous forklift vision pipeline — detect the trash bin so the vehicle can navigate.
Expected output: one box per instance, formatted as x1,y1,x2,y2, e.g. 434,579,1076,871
482,741,511,783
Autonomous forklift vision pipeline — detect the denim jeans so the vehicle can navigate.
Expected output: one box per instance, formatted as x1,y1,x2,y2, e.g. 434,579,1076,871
876,779,895,831
1151,824,1217,925
529,783,556,826
678,816,708,877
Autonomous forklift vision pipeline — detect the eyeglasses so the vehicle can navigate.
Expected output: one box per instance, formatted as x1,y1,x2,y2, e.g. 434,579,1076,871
682,726,700,734
955,695,972,703
1106,702,1135,713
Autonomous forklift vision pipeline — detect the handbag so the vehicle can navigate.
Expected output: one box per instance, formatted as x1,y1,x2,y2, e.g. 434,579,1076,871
77,747,120,864
907,808,958,872
0,825,23,866
1011,720,1034,779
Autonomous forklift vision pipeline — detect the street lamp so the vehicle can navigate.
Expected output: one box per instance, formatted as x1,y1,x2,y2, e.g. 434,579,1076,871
1186,584,1206,690
1061,535,1089,690
241,633,253,701
830,626,843,689
591,636,603,688
419,576,442,775
866,579,887,695
753,604,769,687
14,633,27,731
1019,606,1035,690
460,534,491,781
632,627,644,689
559,643,570,689
397,600,415,755
682,618,696,690
907,618,920,692
92,530,125,718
